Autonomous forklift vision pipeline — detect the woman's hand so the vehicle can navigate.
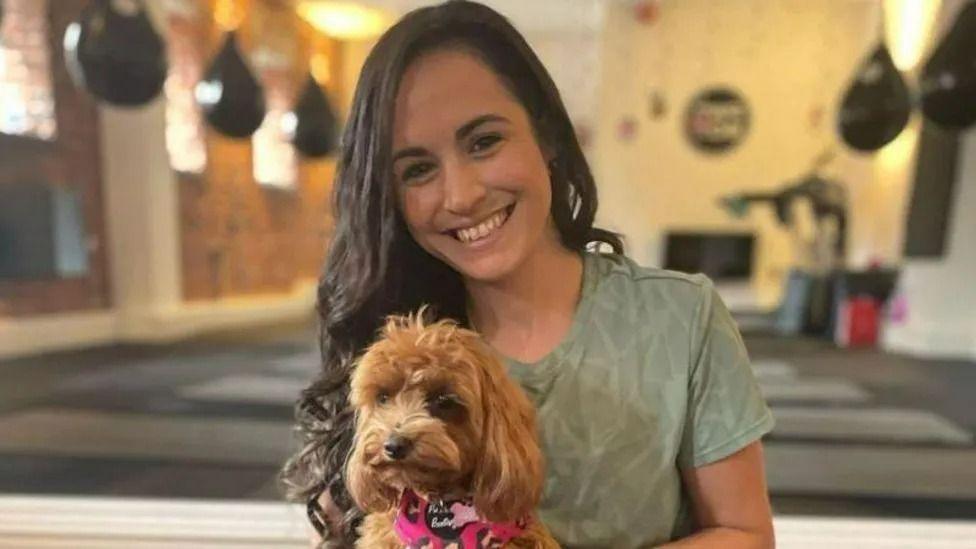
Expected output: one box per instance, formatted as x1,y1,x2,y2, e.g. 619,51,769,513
662,441,775,548
309,489,346,547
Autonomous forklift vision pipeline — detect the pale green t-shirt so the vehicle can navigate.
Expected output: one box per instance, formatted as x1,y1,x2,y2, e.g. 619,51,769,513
505,252,774,548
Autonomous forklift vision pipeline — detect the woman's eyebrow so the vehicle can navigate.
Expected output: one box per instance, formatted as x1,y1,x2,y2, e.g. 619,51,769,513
455,114,509,141
392,146,429,163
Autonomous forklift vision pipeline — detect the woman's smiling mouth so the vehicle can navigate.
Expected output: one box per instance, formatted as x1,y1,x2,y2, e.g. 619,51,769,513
449,204,515,244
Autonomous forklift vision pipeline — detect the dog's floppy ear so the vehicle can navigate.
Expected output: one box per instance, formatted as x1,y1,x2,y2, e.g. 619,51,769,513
470,341,544,522
345,414,399,513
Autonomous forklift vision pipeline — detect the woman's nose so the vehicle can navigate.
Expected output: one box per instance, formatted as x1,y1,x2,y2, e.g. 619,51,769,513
442,161,487,215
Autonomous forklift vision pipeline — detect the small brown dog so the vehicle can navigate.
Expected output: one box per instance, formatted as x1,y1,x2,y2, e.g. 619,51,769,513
346,312,559,548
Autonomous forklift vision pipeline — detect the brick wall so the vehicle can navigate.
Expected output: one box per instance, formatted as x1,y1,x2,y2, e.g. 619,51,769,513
0,0,110,317
168,0,339,301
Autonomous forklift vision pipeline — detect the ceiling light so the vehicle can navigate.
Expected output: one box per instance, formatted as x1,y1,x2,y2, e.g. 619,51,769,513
297,1,390,40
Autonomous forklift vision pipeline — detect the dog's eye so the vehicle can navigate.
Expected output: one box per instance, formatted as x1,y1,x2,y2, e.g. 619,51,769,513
376,392,390,406
427,393,463,419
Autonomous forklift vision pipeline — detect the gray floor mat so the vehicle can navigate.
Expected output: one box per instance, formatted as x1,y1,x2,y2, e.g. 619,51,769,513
765,442,976,499
177,375,310,406
761,378,872,403
770,407,973,445
0,409,292,466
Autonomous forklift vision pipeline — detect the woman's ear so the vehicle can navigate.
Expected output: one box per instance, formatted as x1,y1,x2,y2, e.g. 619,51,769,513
547,156,558,175
543,144,558,168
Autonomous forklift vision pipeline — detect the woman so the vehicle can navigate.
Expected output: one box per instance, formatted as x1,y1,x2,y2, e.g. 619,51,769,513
282,1,775,547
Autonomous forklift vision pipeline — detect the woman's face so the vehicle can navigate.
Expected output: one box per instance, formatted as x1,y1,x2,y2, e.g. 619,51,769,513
391,48,560,283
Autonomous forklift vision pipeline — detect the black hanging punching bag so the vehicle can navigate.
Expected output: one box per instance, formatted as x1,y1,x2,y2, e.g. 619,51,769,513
290,73,339,158
838,44,912,151
63,0,167,107
196,31,266,139
920,1,976,130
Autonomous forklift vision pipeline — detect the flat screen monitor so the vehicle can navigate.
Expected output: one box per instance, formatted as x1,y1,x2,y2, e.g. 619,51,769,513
663,232,754,281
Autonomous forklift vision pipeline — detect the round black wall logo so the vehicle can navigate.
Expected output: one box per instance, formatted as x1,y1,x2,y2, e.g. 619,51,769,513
685,87,750,154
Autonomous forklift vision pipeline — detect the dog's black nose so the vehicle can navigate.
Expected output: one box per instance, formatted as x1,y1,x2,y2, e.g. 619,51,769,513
383,435,412,460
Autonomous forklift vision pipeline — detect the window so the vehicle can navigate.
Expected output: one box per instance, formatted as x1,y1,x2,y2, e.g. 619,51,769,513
252,65,297,189
0,0,57,140
164,6,208,174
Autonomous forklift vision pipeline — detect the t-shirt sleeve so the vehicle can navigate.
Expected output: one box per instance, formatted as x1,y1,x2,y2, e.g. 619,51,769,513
678,278,775,469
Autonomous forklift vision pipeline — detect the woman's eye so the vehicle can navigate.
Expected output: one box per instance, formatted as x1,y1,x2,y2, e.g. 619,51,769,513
400,162,436,184
470,134,502,154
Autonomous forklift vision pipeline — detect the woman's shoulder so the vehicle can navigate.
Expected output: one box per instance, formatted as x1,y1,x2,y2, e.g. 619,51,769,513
586,252,714,308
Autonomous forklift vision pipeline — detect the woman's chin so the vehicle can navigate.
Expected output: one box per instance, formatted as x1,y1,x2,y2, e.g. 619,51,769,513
446,250,521,284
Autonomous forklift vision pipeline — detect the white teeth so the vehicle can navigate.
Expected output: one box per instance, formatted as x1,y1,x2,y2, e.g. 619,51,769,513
455,208,509,243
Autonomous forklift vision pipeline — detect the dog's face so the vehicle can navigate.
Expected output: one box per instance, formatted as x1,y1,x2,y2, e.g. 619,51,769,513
346,315,542,522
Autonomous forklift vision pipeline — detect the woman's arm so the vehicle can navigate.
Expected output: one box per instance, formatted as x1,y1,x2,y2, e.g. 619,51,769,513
661,441,775,549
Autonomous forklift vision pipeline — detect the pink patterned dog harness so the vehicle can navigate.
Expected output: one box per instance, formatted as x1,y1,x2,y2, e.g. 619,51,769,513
393,489,527,548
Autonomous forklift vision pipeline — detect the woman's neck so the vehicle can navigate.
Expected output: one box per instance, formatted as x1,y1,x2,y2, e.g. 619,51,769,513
464,240,583,363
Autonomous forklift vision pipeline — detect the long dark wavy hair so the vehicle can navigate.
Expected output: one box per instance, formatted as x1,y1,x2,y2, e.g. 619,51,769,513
281,1,622,546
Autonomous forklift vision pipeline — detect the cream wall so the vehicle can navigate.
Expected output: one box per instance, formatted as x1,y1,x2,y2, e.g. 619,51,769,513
591,0,912,309
529,30,603,128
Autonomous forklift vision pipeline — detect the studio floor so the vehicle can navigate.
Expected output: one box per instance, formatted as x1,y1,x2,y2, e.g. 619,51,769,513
1,319,975,521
